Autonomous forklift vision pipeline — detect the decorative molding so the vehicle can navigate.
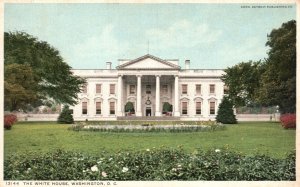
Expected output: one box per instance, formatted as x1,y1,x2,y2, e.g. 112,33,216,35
116,54,181,70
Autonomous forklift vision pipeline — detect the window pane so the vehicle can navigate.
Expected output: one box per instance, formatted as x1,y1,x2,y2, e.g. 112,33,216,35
182,84,188,94
182,102,188,115
146,85,151,94
130,85,136,94
210,84,215,94
196,102,201,114
110,102,115,114
162,85,168,95
110,84,115,94
224,85,229,94
96,102,101,114
82,84,87,93
82,102,87,114
210,102,215,115
196,84,201,95
96,84,101,93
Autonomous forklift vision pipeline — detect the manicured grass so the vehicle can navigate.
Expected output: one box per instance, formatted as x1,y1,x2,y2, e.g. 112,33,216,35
4,121,295,158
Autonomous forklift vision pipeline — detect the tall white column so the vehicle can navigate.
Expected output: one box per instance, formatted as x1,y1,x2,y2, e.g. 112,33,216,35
136,75,142,116
174,75,180,116
155,75,161,116
117,75,123,116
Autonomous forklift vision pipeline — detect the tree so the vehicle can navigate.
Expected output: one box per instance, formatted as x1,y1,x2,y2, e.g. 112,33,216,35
216,96,237,124
4,31,86,111
221,61,262,107
258,20,296,113
4,63,40,111
57,105,74,124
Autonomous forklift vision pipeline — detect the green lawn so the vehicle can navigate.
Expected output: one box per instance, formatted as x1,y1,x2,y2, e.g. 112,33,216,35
4,121,295,158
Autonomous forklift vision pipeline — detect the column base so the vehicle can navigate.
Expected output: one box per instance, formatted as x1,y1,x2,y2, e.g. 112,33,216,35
136,111,142,117
155,112,161,116
174,111,180,117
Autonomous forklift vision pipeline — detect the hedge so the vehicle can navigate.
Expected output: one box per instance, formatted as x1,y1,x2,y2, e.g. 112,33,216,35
4,148,295,180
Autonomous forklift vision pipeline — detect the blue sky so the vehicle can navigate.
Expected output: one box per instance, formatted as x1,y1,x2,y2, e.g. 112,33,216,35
4,3,296,69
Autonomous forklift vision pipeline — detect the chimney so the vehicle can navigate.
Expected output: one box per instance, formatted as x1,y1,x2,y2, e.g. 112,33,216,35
106,62,112,69
185,60,190,69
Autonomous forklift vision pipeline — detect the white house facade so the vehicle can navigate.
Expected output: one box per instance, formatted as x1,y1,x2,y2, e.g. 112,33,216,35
70,54,226,121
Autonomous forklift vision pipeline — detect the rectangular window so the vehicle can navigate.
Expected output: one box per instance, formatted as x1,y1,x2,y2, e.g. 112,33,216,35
224,85,229,94
182,84,188,94
196,84,201,95
210,101,215,115
82,102,87,114
162,85,168,95
146,85,151,94
96,102,101,114
196,102,201,114
96,84,101,94
182,102,188,115
82,84,87,93
130,85,136,94
110,84,115,94
110,102,115,115
210,84,215,94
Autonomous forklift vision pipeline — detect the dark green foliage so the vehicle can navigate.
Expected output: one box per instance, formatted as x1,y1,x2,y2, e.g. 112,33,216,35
4,149,295,180
124,102,135,113
57,105,74,124
222,61,262,107
216,97,237,124
222,20,296,114
258,20,296,113
162,102,173,113
4,31,86,111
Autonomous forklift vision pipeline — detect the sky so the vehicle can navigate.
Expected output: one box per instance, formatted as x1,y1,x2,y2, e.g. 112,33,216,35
4,3,296,69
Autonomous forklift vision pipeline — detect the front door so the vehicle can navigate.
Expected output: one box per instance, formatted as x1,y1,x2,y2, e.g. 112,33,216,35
146,107,151,116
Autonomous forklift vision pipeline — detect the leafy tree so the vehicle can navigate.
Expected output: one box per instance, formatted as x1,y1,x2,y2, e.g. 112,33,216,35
57,105,74,124
4,31,85,111
258,20,296,113
216,96,237,124
4,63,40,111
221,61,262,107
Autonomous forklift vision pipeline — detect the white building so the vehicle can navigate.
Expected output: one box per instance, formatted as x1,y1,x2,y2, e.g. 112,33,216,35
71,54,226,121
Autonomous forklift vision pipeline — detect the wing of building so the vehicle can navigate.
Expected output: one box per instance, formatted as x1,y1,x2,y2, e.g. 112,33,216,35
71,54,226,121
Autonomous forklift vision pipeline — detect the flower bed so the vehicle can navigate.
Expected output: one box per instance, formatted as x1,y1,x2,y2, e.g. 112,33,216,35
4,148,295,180
69,122,225,133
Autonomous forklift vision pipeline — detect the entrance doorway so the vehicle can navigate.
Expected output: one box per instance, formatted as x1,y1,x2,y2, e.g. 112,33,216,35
146,107,151,116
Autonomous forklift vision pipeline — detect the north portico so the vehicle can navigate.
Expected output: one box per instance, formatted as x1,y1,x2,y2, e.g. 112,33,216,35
71,54,225,121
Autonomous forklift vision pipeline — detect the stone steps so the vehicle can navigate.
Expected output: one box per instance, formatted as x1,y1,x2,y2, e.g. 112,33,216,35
117,116,180,121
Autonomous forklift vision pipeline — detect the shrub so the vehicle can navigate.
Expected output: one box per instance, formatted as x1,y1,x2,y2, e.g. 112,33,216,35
280,113,296,129
4,114,17,130
4,148,295,180
216,96,237,124
57,105,74,124
124,102,135,113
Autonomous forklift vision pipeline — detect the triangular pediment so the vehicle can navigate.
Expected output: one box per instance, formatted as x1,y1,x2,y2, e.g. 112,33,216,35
116,54,181,70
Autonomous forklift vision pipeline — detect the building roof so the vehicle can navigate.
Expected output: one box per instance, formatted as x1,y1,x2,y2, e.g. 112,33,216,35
116,54,181,70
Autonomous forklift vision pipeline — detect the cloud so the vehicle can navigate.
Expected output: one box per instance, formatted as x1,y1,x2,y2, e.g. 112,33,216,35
145,20,222,49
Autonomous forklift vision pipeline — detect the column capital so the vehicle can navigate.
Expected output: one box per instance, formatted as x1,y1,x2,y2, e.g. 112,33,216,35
136,74,143,78
118,74,123,77
155,75,161,77
174,75,179,78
